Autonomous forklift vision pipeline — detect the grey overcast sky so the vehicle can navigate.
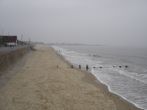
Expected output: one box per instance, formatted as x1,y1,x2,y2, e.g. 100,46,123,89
0,0,147,47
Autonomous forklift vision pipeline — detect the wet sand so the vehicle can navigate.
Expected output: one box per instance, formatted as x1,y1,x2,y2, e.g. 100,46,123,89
0,45,142,110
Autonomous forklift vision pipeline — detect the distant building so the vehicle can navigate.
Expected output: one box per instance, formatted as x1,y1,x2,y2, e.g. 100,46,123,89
0,35,17,46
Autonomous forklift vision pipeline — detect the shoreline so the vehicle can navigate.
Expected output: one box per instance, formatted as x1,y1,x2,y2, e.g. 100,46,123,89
94,76,144,110
92,74,143,110
0,45,144,110
52,47,143,110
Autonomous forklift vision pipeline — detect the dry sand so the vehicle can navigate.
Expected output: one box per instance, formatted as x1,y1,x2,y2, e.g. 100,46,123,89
0,45,141,110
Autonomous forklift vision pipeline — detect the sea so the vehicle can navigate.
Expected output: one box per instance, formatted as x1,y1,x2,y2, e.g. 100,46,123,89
52,45,147,110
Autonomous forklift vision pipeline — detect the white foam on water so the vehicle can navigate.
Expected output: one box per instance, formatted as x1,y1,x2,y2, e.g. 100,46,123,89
53,46,102,68
91,69,145,110
52,46,147,110
114,69,147,84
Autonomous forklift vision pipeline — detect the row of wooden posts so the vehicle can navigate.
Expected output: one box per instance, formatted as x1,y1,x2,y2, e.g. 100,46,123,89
71,64,128,70
71,64,89,71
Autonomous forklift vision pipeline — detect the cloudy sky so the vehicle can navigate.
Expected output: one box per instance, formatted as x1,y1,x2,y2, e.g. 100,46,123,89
0,0,147,47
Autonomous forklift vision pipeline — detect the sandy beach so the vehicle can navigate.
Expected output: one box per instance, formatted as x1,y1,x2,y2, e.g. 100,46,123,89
0,45,141,110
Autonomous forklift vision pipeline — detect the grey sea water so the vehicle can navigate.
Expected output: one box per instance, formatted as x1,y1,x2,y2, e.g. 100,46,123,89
53,45,147,110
